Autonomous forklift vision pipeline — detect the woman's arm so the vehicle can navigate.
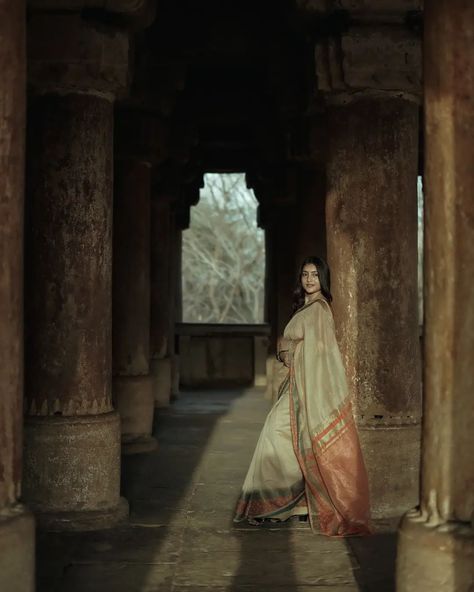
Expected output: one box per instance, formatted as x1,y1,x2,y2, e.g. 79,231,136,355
276,336,292,367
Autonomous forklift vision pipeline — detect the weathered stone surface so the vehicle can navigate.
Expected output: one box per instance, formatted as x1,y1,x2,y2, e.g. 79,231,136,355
114,375,157,453
326,97,421,517
112,156,156,450
171,353,180,397
0,506,35,592
174,528,356,588
151,356,172,407
420,0,474,526
315,26,421,95
26,93,114,417
179,335,254,388
253,336,268,387
113,158,151,377
36,389,399,591
28,13,129,95
61,563,174,592
294,167,327,263
0,3,35,586
150,194,173,359
327,97,421,419
359,425,420,518
23,412,128,529
398,512,474,592
397,2,474,590
0,0,26,508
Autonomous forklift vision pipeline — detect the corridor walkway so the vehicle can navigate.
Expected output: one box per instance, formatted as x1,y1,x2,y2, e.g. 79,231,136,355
37,389,398,592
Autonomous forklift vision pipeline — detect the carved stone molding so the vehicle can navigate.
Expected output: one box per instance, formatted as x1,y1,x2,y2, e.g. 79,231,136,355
28,13,129,97
315,25,421,100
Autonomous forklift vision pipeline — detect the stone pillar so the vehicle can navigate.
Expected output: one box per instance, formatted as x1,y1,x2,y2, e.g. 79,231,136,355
263,223,276,400
113,158,157,454
295,167,327,263
397,2,474,589
326,97,421,518
171,225,183,398
23,13,129,530
257,190,294,403
150,194,173,408
0,1,35,589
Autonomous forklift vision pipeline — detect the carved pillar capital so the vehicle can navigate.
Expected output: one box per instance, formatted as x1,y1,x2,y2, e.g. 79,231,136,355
315,24,422,104
28,12,130,98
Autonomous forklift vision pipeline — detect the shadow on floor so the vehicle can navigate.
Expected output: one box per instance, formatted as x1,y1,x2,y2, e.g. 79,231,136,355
36,389,285,591
346,530,398,592
35,389,399,592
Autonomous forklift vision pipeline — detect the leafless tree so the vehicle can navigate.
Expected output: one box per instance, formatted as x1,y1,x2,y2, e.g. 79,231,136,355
182,173,265,323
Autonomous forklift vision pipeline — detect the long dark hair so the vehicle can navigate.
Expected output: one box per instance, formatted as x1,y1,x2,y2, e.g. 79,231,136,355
292,256,332,314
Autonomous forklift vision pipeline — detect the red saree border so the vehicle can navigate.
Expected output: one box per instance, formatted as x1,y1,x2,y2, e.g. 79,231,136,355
234,489,306,521
288,368,372,537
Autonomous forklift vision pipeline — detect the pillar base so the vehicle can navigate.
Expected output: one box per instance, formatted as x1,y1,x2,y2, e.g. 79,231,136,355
122,434,158,455
397,510,474,592
0,505,35,592
33,497,129,532
358,423,421,518
171,354,180,400
23,411,127,531
253,336,268,388
264,356,274,400
114,375,156,451
150,356,171,408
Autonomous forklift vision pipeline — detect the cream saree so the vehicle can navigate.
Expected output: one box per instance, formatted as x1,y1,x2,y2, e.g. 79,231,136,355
234,296,371,536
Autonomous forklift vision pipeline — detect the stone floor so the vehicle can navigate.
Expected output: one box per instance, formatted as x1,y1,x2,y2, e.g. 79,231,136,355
37,388,398,592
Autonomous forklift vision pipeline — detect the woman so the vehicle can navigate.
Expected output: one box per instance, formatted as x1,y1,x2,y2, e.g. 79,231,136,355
234,256,371,536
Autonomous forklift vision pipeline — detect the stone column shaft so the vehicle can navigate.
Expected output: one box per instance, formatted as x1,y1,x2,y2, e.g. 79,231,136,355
267,209,298,403
0,1,35,588
397,2,474,590
264,225,277,400
113,157,156,454
265,171,327,403
171,224,183,398
421,4,474,525
294,167,327,264
23,13,129,530
150,196,173,407
326,97,421,518
26,94,114,417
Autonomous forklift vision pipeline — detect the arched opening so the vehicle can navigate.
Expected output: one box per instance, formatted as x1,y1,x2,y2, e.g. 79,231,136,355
182,172,265,324
178,172,268,389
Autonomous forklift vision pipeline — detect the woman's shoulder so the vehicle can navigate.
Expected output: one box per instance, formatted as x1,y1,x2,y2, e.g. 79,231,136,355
298,295,330,314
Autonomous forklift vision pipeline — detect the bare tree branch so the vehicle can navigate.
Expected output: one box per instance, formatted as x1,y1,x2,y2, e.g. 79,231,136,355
182,173,265,323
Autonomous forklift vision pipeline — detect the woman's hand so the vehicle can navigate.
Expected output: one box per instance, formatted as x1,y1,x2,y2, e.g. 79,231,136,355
278,350,291,368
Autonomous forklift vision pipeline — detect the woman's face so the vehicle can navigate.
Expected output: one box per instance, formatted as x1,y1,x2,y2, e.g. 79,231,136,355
301,263,321,295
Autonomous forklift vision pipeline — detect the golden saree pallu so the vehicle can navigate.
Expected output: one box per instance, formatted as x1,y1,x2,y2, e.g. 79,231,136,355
234,297,372,537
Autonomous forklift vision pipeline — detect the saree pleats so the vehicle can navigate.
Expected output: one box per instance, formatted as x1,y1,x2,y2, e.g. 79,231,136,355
234,296,372,536
234,378,308,522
